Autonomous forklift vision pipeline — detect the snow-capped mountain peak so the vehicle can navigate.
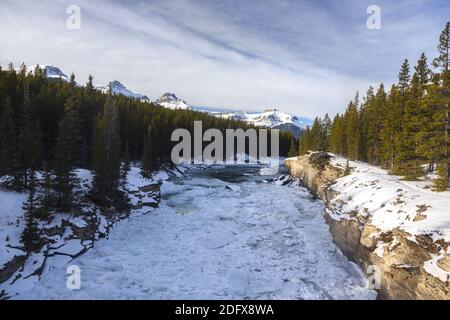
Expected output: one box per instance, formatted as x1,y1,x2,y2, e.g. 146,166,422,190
156,93,193,110
204,107,307,138
18,65,70,82
19,64,150,101
40,65,69,81
247,108,305,129
95,81,149,101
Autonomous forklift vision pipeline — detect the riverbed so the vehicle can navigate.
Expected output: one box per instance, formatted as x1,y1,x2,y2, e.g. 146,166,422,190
20,165,376,299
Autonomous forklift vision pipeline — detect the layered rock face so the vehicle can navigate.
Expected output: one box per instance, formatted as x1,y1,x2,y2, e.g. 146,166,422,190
285,155,450,300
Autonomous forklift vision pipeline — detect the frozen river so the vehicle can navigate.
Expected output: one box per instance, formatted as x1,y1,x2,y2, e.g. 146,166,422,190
21,165,375,299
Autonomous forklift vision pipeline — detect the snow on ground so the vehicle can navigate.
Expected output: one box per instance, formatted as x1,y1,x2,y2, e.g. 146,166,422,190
19,166,375,300
0,189,28,269
328,155,450,242
0,163,207,297
326,154,450,282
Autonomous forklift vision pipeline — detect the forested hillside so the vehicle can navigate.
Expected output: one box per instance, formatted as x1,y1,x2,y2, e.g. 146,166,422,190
0,64,291,217
298,22,450,191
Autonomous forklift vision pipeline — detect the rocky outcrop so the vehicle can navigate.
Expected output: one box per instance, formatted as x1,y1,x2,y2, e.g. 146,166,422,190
285,155,450,300
0,254,27,285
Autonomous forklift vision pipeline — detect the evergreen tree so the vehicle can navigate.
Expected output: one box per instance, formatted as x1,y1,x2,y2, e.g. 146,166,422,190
91,89,122,204
121,142,131,184
21,172,41,252
329,114,346,156
40,168,55,216
53,97,83,210
70,72,76,87
321,113,332,151
397,59,411,134
86,75,94,91
380,85,401,172
141,125,155,178
0,97,17,177
364,85,384,164
398,59,411,94
344,100,359,160
415,53,432,88
287,137,298,158
306,117,327,151
432,22,450,188
298,127,311,155
433,161,449,191
397,74,423,179
433,22,450,72
16,84,43,189
79,75,97,167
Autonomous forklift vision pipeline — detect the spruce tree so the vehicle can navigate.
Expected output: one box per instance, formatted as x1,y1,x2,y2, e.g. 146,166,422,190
396,54,432,179
329,114,346,156
40,168,55,216
433,162,449,191
91,88,122,204
287,137,298,158
321,113,332,151
380,85,401,172
141,125,154,178
0,97,17,177
298,127,312,155
433,22,450,72
398,59,411,94
121,142,131,185
86,75,94,91
431,22,450,189
397,59,411,129
21,172,41,253
70,72,76,87
16,84,43,189
397,75,423,179
365,85,385,165
415,53,432,88
53,97,83,210
344,100,360,160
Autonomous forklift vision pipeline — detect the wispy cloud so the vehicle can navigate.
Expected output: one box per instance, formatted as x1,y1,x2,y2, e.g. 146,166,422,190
0,0,448,118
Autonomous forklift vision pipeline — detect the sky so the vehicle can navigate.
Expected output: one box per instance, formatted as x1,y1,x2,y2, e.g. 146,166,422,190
0,0,448,119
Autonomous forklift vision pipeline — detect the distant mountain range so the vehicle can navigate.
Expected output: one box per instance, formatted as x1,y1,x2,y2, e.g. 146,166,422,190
31,64,310,137
202,108,308,138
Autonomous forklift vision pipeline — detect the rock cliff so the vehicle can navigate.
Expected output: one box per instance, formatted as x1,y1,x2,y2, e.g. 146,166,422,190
285,154,449,300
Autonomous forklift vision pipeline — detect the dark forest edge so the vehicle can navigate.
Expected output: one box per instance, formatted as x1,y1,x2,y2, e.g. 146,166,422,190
297,22,450,192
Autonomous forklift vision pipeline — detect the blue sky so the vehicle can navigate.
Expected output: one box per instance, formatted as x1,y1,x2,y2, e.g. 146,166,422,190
0,0,448,118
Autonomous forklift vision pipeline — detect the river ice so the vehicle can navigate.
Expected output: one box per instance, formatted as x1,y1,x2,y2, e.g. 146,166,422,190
19,165,376,299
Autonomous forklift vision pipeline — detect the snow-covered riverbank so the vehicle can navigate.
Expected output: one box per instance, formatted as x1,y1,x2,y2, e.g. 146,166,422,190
286,153,450,299
13,165,375,300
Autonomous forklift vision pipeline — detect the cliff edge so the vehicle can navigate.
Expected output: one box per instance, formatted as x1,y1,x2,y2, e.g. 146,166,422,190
285,152,450,300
